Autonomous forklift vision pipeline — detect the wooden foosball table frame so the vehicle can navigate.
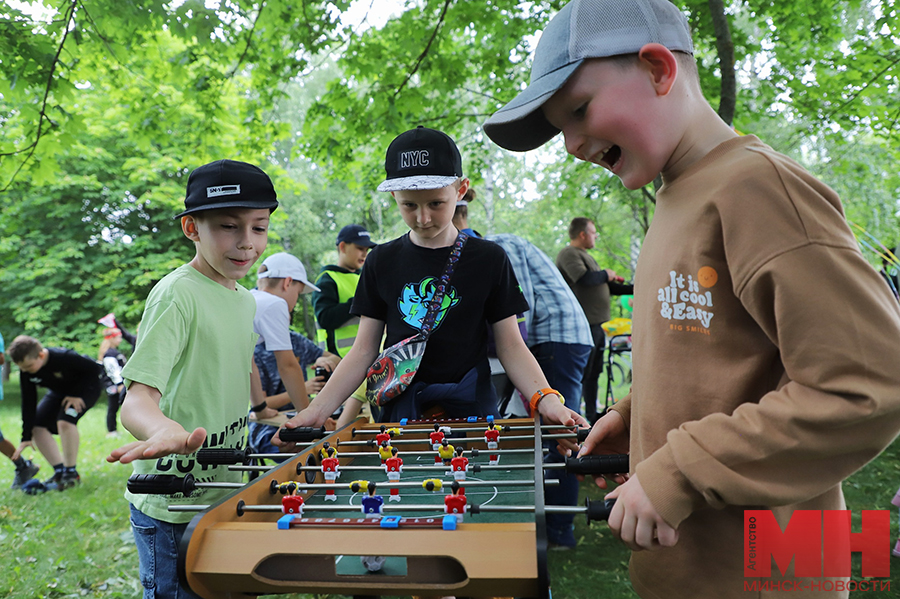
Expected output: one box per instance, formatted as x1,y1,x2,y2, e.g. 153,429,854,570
177,417,552,598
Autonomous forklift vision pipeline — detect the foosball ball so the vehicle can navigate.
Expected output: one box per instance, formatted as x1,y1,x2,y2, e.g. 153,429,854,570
127,417,628,598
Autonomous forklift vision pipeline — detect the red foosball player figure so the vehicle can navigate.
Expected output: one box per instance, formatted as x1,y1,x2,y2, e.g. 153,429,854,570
450,446,469,483
361,482,384,519
438,439,456,466
430,424,445,463
444,480,467,522
279,481,304,516
377,440,393,464
375,424,394,447
384,447,404,502
321,447,340,502
484,423,501,465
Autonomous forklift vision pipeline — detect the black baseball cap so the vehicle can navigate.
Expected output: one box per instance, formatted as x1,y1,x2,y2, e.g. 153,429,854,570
175,159,279,218
376,126,463,192
336,224,377,247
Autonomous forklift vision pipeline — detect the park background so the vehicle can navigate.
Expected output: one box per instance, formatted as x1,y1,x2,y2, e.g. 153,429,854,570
1,0,899,597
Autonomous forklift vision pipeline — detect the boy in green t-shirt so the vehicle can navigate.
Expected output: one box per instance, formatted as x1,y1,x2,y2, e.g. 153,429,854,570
107,159,277,599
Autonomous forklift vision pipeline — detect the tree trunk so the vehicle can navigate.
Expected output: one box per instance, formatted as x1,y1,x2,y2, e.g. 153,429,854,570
707,0,736,125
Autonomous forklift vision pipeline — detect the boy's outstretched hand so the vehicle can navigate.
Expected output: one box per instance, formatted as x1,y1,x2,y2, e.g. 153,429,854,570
106,425,207,464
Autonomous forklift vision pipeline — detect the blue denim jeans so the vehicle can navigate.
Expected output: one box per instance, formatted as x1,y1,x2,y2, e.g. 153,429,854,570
531,341,592,538
130,504,202,599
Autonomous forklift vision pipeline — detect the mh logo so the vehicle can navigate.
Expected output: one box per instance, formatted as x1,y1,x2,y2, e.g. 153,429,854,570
399,149,430,169
744,510,891,578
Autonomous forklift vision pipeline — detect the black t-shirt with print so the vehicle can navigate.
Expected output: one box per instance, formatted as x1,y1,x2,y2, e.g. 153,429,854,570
352,233,528,385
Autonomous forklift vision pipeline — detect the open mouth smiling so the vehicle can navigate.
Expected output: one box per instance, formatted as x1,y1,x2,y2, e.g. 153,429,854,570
593,145,622,170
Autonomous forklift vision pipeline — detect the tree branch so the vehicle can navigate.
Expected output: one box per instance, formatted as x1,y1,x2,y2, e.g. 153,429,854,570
229,2,266,78
393,0,452,99
1,0,78,191
787,52,900,151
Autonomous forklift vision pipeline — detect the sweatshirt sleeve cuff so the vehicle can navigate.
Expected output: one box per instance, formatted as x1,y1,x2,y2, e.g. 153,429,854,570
608,396,632,431
635,443,706,528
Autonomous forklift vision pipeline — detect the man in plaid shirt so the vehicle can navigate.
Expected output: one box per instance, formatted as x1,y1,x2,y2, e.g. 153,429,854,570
487,233,592,549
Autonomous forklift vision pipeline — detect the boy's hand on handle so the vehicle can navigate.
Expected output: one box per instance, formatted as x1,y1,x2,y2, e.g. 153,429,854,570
271,405,326,451
537,394,590,454
106,425,207,464
576,410,630,488
605,474,679,551
305,375,327,395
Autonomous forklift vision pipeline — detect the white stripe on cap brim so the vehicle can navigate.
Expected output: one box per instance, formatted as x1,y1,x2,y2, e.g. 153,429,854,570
377,175,461,192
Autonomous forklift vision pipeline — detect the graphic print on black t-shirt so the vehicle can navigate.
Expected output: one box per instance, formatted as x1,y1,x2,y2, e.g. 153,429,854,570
398,276,460,331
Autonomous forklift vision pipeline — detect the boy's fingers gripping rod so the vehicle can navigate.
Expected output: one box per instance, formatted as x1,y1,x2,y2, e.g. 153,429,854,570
277,426,328,443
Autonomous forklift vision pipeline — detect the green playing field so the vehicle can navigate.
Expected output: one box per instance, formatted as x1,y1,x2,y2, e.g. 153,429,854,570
299,436,540,524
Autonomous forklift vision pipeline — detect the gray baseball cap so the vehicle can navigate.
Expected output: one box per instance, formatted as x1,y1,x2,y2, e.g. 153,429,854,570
483,0,693,152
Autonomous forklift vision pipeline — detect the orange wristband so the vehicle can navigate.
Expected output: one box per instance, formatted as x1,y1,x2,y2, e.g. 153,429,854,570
530,388,563,414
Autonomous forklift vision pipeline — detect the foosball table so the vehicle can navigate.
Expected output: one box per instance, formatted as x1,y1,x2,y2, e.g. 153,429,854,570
127,417,627,598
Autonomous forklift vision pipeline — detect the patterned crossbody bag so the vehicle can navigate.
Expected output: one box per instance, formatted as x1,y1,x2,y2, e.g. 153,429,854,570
365,233,468,407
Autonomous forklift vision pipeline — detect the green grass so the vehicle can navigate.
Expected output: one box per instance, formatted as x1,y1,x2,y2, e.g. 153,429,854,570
1,373,898,599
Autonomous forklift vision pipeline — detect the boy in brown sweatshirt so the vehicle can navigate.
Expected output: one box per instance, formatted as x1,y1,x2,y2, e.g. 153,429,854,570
485,1,900,597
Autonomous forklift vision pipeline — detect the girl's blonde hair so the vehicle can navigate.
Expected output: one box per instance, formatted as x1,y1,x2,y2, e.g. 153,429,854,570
97,328,122,361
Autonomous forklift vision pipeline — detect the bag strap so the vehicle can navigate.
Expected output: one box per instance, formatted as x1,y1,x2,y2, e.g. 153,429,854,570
419,232,468,338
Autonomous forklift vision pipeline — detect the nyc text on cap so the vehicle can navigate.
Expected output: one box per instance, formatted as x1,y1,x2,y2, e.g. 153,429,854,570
483,0,694,152
176,159,279,218
377,126,463,192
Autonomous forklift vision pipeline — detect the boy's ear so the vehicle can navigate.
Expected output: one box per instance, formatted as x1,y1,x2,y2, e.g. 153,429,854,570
456,178,470,200
182,215,200,241
638,43,678,96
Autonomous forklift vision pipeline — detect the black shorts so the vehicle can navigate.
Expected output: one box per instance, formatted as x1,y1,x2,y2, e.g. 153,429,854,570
34,386,100,433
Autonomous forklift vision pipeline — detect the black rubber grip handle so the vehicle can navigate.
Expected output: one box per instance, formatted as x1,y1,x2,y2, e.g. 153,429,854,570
196,446,251,465
576,428,591,443
585,498,616,523
279,426,327,443
127,473,196,495
564,454,629,475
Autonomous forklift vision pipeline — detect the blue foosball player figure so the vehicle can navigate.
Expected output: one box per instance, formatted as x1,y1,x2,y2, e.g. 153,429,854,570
361,481,384,519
